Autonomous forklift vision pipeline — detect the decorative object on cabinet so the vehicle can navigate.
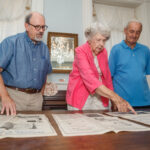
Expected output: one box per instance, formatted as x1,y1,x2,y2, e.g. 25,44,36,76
42,90,67,110
47,32,78,73
44,82,58,96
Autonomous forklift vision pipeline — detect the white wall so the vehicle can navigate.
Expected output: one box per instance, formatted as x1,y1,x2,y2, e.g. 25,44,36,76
147,76,150,88
94,3,135,56
94,2,150,86
135,2,150,85
135,2,150,48
43,0,83,89
43,0,150,88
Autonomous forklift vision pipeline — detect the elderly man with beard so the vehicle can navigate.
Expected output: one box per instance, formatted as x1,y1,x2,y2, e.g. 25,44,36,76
0,12,52,115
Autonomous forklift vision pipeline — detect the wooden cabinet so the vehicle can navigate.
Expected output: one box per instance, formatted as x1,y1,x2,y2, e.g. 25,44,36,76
42,90,67,110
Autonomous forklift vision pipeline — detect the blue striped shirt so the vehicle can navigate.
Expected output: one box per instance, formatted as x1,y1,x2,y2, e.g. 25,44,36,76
0,32,52,89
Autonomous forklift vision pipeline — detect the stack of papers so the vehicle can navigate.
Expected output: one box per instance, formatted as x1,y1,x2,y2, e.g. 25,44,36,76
0,114,57,139
106,111,150,125
53,113,109,136
52,113,150,136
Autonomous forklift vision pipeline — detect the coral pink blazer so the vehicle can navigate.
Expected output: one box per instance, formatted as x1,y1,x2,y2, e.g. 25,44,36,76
66,42,113,110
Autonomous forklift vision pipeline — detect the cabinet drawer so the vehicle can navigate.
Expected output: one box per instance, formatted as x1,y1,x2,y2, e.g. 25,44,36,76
42,90,67,110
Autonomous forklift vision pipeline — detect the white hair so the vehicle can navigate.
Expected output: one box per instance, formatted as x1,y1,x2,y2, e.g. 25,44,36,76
125,19,142,30
84,22,110,41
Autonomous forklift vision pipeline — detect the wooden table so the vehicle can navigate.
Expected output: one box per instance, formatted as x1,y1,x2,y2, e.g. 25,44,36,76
0,109,150,150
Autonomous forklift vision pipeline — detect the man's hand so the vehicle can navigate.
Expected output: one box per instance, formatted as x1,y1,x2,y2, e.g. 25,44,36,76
1,95,16,116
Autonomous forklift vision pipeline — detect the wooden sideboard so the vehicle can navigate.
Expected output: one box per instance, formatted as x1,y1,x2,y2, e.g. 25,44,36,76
42,90,67,110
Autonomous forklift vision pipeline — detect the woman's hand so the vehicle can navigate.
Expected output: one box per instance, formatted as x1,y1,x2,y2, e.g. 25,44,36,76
111,93,136,114
111,101,118,112
95,85,136,114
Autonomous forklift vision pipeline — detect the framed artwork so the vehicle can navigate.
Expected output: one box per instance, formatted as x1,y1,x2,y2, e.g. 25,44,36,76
47,32,78,73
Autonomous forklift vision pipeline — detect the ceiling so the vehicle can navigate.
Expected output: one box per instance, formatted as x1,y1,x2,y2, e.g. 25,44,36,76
94,0,150,8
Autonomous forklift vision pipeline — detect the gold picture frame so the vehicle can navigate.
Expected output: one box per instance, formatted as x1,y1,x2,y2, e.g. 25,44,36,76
47,32,78,73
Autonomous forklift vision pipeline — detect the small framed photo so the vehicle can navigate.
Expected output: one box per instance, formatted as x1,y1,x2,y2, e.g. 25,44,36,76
47,32,78,73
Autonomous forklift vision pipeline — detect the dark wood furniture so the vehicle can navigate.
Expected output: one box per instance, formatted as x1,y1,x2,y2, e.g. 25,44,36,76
1,109,150,150
42,90,67,110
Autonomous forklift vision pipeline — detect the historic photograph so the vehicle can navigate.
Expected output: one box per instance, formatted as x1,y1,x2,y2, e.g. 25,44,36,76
47,32,78,73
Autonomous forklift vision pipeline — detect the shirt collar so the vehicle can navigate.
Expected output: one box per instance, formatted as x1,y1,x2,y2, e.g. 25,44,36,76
24,31,41,45
121,40,140,50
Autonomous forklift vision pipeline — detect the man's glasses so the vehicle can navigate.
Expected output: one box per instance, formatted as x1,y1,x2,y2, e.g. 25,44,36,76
28,23,48,31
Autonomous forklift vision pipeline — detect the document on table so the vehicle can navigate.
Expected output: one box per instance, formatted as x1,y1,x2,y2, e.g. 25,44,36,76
0,114,57,139
52,113,110,136
105,111,150,125
106,110,150,117
83,113,150,133
52,113,150,136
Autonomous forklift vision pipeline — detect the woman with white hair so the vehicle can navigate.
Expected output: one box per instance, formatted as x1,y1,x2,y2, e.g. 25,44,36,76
66,22,136,113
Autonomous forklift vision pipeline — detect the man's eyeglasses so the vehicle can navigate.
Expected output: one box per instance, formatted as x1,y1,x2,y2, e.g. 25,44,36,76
28,23,48,31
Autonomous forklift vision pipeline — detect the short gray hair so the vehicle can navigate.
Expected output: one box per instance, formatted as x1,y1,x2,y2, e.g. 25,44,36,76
125,19,143,30
25,12,45,24
25,13,32,24
84,22,110,41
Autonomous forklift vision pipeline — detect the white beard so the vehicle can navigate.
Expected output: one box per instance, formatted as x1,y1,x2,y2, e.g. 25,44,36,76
34,36,43,42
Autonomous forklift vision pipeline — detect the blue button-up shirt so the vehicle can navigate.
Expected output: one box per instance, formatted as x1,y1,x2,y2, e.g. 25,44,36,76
109,40,150,106
0,32,52,89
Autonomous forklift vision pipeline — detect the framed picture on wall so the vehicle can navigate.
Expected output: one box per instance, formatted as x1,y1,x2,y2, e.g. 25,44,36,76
47,32,78,73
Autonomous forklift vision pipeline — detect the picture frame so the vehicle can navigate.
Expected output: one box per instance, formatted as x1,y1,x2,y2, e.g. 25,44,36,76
47,32,78,73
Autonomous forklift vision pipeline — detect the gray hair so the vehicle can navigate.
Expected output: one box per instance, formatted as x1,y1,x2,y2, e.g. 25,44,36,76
125,19,143,30
25,13,32,24
84,22,110,41
25,12,45,24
